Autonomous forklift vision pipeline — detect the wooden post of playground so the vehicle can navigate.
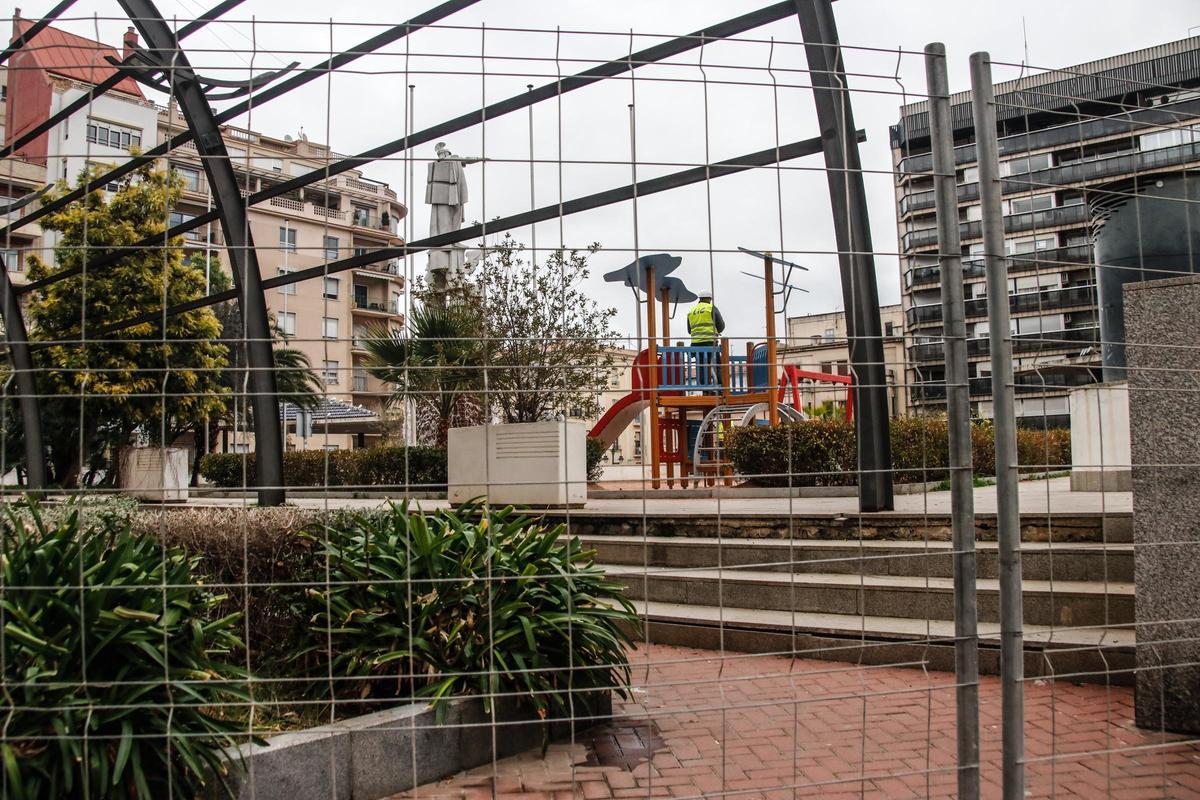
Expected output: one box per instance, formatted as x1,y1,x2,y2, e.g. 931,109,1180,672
764,252,781,426
660,286,674,488
646,263,661,489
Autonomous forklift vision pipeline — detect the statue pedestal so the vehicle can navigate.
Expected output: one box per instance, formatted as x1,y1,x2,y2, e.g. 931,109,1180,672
1126,275,1200,733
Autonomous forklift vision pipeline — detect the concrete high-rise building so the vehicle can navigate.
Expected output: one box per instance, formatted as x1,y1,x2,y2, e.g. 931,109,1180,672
892,36,1200,428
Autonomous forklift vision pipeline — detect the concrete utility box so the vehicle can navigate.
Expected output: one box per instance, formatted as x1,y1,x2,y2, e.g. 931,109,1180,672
120,447,189,503
448,422,586,507
1069,382,1131,492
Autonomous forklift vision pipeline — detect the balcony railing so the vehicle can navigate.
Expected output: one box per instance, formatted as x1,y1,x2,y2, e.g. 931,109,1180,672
909,325,1099,363
904,245,1094,288
906,284,1097,327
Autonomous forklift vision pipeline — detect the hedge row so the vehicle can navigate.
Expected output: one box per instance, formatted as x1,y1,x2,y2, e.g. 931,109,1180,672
725,417,1070,487
199,446,447,489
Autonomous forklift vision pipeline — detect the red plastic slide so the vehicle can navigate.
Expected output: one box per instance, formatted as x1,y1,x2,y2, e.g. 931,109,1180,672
589,393,650,448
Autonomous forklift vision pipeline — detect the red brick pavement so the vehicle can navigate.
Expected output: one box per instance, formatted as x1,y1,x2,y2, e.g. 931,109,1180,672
391,644,1200,799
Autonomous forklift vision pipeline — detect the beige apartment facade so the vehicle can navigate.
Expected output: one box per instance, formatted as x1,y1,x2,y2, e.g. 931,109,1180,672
782,305,909,418
159,105,408,452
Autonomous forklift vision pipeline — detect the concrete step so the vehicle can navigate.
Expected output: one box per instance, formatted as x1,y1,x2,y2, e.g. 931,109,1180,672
604,564,1134,628
583,535,1133,583
551,511,1132,544
626,600,1135,684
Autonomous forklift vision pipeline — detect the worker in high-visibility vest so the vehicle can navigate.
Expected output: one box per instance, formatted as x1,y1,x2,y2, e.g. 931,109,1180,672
687,289,725,391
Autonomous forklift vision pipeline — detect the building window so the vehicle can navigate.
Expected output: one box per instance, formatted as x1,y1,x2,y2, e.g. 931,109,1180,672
279,226,296,252
1,249,21,272
352,205,374,227
822,328,835,341
1009,194,1054,215
323,235,339,260
168,211,203,242
173,166,201,192
884,322,895,337
86,120,142,150
323,316,338,339
999,152,1052,177
251,155,283,173
277,311,296,336
322,360,339,385
820,361,833,374
391,291,402,314
278,267,296,295
324,276,340,299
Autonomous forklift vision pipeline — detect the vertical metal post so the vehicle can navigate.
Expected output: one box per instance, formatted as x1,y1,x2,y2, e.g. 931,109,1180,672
925,42,979,800
645,262,660,490
659,286,674,488
0,259,45,493
792,0,893,511
763,253,780,426
970,50,1024,800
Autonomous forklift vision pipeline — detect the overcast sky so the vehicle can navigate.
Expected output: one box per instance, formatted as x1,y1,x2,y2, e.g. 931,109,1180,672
35,1,1200,341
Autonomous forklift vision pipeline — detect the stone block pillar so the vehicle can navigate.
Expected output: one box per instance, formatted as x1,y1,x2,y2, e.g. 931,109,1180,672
1126,274,1200,733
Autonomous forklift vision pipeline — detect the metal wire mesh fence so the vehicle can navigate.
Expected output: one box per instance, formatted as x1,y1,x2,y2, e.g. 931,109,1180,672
0,2,1197,799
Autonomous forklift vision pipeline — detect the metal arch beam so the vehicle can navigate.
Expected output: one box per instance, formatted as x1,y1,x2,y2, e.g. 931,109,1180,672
792,0,894,512
0,0,481,250
18,0,796,296
0,0,246,162
81,133,846,339
0,256,45,493
117,0,285,506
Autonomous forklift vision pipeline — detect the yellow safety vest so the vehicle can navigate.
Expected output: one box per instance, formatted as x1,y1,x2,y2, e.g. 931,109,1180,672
688,302,718,342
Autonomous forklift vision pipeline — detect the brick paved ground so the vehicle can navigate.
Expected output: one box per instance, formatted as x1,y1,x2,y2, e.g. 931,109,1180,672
391,643,1200,799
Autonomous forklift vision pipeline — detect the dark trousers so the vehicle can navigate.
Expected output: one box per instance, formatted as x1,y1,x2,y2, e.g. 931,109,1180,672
693,341,719,390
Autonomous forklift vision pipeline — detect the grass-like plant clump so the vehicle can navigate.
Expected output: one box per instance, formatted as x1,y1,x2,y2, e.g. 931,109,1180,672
293,501,639,723
0,500,251,800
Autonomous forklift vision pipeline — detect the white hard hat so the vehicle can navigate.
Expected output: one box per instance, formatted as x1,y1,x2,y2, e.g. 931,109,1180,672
698,287,713,298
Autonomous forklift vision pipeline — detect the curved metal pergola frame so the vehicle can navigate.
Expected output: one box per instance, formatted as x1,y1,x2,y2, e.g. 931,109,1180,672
0,0,894,511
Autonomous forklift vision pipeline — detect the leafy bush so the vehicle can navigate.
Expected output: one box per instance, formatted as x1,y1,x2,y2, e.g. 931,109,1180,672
0,499,249,799
293,502,638,723
198,446,448,489
586,436,607,482
727,416,1071,487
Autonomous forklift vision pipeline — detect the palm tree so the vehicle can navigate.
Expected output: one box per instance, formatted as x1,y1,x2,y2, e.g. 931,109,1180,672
361,302,484,446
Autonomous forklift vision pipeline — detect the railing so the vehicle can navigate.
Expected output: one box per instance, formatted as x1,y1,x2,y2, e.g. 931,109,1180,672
904,245,1094,288
353,298,390,313
313,205,344,220
269,196,303,212
907,285,1097,327
657,346,722,391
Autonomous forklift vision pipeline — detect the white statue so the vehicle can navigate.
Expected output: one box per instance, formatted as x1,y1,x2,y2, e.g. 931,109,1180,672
426,141,481,289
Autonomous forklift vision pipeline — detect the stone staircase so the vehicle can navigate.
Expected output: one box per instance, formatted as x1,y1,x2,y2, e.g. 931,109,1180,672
584,515,1135,684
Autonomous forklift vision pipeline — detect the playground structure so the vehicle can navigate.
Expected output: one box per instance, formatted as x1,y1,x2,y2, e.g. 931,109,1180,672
590,253,854,488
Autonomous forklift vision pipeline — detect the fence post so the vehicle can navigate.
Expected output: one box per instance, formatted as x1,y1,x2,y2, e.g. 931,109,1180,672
970,50,1025,800
925,42,979,800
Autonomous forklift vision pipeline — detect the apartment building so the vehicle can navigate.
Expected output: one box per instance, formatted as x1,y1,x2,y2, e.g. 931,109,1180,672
892,36,1200,428
158,105,408,451
3,17,409,452
0,66,47,281
782,305,908,418
3,17,157,279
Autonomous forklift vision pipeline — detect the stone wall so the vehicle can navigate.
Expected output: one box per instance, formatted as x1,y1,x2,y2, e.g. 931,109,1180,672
1125,274,1200,733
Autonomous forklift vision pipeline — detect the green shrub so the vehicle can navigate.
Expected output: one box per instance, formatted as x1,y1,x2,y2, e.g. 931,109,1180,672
0,499,249,799
586,437,607,482
724,418,857,486
293,502,639,723
198,446,448,489
727,416,1071,487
